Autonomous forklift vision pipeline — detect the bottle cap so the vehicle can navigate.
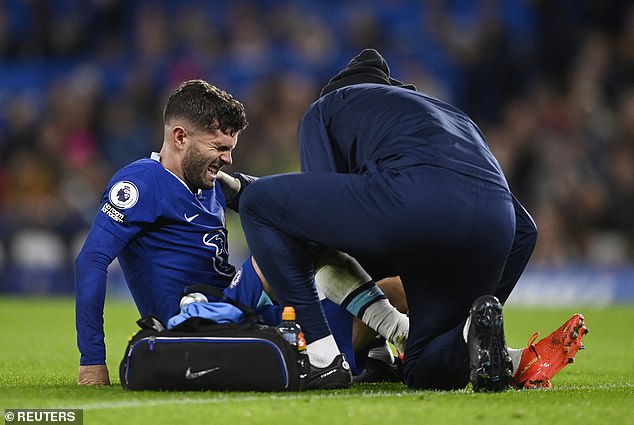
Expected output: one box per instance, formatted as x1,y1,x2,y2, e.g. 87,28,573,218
281,306,296,321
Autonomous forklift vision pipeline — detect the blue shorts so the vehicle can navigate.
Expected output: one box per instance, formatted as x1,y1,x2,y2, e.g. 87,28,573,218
222,257,279,326
224,257,359,374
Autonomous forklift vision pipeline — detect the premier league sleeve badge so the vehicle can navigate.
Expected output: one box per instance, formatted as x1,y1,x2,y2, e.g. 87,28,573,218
100,180,140,223
108,181,140,209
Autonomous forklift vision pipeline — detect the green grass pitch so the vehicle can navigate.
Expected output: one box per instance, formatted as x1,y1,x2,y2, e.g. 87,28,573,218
1,297,632,424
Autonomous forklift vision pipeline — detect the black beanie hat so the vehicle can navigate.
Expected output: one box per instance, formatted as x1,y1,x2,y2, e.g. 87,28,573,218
320,49,416,97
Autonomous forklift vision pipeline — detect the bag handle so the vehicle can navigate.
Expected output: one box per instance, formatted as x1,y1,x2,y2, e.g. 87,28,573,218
184,284,262,322
136,316,166,332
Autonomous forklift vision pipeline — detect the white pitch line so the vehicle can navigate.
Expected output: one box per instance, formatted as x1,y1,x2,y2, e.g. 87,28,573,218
66,383,633,411
70,391,418,411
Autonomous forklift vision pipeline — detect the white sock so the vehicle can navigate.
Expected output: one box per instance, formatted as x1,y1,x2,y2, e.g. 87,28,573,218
315,250,409,352
314,250,372,303
306,334,340,368
361,300,409,353
463,316,471,343
507,348,523,374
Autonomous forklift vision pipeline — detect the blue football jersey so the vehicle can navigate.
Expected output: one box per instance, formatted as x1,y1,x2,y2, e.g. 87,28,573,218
76,153,236,364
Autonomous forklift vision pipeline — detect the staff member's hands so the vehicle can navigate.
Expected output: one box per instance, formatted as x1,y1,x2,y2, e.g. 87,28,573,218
78,364,110,385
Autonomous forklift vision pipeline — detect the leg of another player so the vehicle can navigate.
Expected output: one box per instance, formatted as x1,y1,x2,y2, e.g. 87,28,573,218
350,276,407,352
254,253,408,356
315,250,409,353
494,195,537,304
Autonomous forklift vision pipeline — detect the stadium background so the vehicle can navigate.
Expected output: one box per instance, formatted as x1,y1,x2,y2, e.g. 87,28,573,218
0,0,632,304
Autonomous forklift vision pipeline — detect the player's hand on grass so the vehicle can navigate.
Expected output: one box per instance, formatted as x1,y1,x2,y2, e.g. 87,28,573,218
78,364,111,385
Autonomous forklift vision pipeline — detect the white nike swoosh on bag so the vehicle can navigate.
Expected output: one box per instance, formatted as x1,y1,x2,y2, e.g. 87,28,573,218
185,366,220,379
184,213,200,222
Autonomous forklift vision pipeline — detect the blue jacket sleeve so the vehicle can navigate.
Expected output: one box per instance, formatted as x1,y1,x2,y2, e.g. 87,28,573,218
75,225,127,365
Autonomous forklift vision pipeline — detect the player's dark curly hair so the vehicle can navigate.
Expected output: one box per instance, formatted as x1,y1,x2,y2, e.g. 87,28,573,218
163,79,248,136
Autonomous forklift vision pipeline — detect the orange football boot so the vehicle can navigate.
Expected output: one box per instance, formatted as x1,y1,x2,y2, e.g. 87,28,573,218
511,313,588,389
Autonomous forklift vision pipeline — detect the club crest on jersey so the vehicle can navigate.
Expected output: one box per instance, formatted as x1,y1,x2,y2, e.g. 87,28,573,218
229,268,242,289
109,181,139,209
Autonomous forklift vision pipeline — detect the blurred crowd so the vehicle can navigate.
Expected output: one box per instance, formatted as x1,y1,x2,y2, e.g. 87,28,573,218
0,0,633,292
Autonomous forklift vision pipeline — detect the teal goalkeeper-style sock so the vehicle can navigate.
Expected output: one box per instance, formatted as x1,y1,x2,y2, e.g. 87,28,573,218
314,250,409,353
340,280,386,318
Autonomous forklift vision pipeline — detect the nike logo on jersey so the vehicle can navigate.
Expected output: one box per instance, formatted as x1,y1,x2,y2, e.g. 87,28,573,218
185,366,220,380
184,213,200,222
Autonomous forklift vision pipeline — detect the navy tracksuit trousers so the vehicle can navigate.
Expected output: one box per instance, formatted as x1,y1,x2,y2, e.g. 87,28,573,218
240,164,536,390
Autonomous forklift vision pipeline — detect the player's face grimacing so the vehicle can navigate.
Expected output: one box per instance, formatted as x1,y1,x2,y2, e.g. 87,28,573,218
182,129,237,191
